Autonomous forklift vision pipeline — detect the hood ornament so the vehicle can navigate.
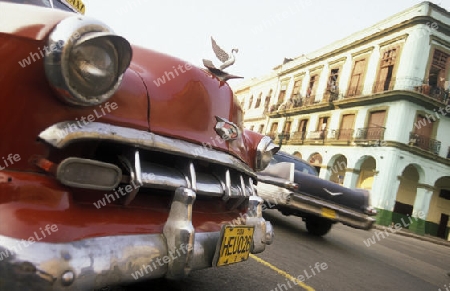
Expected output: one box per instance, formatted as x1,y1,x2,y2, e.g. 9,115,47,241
203,37,243,82
214,116,240,141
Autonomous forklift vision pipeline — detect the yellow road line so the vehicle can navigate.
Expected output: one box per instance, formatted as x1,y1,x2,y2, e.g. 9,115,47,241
249,254,315,291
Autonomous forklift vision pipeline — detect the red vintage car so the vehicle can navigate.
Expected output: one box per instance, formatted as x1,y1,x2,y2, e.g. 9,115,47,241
0,1,277,290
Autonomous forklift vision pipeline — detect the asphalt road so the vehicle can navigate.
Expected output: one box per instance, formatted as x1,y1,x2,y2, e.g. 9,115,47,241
110,209,450,291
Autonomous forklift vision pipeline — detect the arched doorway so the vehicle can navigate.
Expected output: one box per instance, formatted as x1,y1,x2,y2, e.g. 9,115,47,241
356,156,376,190
308,152,322,174
293,151,302,159
328,155,347,184
393,164,422,228
428,176,450,239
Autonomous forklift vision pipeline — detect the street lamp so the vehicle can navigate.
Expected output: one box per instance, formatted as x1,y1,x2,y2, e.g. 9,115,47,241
278,132,285,148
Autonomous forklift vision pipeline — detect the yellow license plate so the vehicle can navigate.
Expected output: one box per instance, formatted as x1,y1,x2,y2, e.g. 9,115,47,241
215,225,254,267
63,0,86,14
321,208,336,219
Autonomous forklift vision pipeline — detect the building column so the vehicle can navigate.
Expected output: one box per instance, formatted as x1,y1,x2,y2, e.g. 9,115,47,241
370,158,401,226
342,169,358,189
408,185,433,235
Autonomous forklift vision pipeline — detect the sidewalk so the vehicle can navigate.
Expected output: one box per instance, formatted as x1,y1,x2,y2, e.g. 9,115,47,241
374,225,450,247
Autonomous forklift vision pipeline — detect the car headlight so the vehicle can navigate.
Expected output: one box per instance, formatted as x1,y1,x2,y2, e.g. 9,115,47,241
255,136,279,171
45,16,132,106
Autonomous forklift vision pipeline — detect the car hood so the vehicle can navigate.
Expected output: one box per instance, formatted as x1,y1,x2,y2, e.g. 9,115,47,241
130,45,256,167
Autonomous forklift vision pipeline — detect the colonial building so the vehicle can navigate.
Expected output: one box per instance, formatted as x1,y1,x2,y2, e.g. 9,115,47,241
236,1,450,239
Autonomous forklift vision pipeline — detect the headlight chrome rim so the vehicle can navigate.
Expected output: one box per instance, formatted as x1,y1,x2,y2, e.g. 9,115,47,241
255,136,279,172
45,16,132,106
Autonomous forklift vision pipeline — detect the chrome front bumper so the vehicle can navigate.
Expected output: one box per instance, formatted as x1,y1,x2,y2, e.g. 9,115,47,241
288,193,376,230
257,183,375,230
0,188,273,291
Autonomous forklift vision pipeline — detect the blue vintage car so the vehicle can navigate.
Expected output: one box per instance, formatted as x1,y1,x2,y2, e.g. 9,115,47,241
257,151,377,236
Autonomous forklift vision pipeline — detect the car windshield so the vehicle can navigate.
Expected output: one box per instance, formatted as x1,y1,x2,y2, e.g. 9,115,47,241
0,0,84,14
273,154,318,176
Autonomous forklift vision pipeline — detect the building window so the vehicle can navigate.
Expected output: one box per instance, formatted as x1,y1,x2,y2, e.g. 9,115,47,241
248,95,253,109
410,114,437,152
428,49,449,88
289,78,303,108
307,75,318,98
348,59,366,97
264,90,272,112
277,89,286,104
270,122,278,133
338,114,355,140
328,68,339,91
283,121,292,134
268,122,278,140
374,48,397,93
325,68,340,101
258,124,264,134
356,110,386,140
291,79,302,98
298,119,308,133
309,117,328,140
317,116,329,131
254,93,262,108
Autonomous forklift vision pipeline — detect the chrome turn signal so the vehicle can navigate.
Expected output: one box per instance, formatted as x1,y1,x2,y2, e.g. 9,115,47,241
56,158,122,190
255,136,279,172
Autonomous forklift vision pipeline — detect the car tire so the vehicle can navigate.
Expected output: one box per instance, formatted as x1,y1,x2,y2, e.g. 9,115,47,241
305,217,332,236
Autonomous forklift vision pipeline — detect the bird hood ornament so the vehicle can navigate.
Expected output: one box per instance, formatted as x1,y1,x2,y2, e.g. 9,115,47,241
203,37,243,82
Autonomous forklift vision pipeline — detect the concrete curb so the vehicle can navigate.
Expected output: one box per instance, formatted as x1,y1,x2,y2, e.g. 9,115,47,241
374,225,450,247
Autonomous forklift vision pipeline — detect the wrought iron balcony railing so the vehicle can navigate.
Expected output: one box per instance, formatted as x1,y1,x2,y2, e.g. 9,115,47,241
308,130,327,141
412,84,449,104
355,127,385,140
290,131,306,144
330,129,354,140
409,132,441,155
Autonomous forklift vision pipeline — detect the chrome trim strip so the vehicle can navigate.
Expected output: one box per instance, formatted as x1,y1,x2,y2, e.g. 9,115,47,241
189,162,197,192
224,169,232,200
134,149,143,187
139,162,252,197
38,122,255,178
257,175,298,190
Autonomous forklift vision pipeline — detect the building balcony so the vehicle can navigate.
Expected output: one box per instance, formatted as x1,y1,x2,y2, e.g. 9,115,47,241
412,84,449,104
409,132,441,155
329,129,354,141
289,131,306,144
278,132,290,143
355,127,385,141
267,77,450,118
306,130,327,144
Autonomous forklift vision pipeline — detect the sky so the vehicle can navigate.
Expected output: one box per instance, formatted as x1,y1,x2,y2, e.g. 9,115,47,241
81,0,447,87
